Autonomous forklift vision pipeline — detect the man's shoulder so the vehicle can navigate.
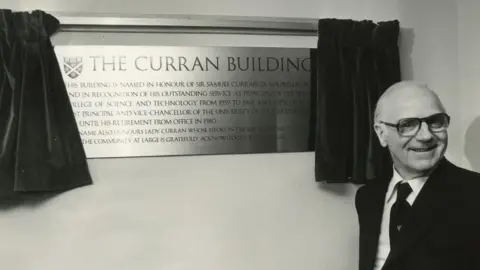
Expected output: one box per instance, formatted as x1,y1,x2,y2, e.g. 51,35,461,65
355,179,386,206
355,182,372,200
445,160,480,187
444,160,480,205
355,185,368,214
356,177,389,193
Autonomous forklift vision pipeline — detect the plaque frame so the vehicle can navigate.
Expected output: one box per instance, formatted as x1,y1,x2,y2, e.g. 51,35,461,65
52,12,318,36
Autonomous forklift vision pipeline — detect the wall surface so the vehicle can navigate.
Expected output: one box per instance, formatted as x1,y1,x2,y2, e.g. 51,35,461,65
457,0,480,171
1,0,20,9
0,0,468,270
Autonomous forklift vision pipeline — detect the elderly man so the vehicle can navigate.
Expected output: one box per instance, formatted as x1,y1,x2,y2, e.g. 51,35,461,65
355,81,480,270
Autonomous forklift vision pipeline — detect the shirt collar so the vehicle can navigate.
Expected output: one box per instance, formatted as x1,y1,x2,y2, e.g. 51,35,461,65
385,166,429,203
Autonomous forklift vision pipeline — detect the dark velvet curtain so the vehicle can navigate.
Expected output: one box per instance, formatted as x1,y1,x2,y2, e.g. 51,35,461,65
314,19,401,184
0,10,92,199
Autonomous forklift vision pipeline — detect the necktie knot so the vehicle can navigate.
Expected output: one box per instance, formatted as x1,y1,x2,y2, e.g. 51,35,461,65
396,182,412,202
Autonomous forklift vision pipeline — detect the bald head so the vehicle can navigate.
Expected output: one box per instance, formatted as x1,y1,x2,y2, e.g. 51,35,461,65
374,81,446,123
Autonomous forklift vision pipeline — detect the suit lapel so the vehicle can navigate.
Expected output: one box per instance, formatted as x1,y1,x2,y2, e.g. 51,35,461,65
381,158,452,269
363,176,390,270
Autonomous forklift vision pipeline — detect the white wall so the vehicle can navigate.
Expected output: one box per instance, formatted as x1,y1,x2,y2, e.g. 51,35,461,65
457,0,480,171
0,1,466,270
1,0,20,9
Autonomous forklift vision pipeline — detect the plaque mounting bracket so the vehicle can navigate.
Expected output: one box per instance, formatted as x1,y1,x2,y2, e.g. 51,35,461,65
52,12,318,36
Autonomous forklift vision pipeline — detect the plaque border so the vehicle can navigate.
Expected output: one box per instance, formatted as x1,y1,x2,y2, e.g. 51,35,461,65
52,12,318,36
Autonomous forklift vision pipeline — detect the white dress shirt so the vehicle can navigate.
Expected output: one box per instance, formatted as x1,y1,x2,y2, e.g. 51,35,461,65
373,168,428,270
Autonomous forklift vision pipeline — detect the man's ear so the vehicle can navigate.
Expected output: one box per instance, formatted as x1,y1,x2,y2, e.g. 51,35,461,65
374,123,388,147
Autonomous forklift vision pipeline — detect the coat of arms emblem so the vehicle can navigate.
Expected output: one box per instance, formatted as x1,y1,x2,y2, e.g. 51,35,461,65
63,57,83,79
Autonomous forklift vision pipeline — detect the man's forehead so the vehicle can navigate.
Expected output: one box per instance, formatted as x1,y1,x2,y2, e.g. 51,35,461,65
379,84,445,120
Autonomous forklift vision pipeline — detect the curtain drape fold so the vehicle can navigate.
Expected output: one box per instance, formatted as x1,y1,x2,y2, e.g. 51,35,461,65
314,18,401,184
0,9,92,197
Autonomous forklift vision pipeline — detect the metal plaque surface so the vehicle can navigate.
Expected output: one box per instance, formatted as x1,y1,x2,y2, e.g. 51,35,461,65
55,46,312,158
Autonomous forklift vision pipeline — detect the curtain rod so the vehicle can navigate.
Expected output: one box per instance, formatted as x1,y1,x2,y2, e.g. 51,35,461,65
52,12,319,36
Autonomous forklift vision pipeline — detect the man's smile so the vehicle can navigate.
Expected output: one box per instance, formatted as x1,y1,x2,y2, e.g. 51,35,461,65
409,145,437,153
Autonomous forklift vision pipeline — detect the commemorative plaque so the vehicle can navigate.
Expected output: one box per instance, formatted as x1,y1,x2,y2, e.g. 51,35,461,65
55,46,313,158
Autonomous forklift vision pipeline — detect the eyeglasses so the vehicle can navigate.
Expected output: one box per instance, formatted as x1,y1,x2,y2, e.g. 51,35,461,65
379,113,450,137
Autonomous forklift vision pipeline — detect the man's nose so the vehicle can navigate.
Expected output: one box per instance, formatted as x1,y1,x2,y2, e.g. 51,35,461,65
415,122,434,141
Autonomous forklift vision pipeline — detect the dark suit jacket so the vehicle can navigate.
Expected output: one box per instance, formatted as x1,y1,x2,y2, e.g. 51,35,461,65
355,158,480,270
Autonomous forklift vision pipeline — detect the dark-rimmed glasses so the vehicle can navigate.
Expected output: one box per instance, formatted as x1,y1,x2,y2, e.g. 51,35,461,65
379,113,450,137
